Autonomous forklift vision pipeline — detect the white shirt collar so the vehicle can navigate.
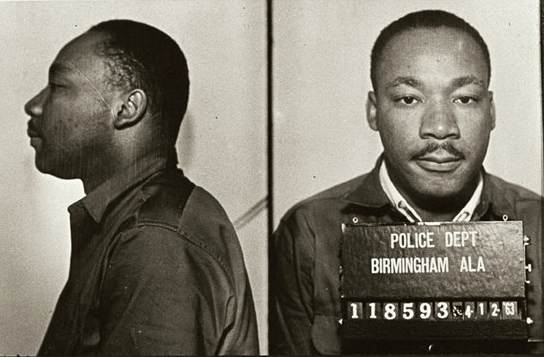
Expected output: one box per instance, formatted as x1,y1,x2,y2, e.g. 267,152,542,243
378,160,483,222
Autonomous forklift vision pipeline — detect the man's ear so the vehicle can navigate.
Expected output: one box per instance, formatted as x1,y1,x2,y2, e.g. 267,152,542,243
112,89,148,130
366,91,379,131
488,91,496,130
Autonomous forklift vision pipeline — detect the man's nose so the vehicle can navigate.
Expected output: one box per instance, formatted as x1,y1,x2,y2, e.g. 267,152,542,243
419,101,460,140
24,88,46,117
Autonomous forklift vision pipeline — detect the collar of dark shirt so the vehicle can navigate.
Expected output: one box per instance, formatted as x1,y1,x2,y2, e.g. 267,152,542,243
343,154,516,221
68,149,178,224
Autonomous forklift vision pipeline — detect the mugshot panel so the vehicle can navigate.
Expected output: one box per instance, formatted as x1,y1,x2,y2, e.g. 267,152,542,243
272,0,542,224
0,1,267,354
270,0,542,353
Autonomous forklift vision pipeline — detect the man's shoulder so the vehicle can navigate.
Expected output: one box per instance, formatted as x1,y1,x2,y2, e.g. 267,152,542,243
484,173,542,226
486,172,542,204
136,169,233,229
280,173,368,222
134,169,196,227
126,169,242,275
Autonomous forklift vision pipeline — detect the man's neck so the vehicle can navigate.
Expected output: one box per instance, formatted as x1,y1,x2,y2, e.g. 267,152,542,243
408,202,462,222
81,160,119,194
81,146,176,194
404,181,478,221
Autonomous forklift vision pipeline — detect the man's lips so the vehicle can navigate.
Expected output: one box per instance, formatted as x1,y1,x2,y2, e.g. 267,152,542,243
27,121,42,148
27,128,40,138
415,154,462,172
27,121,41,138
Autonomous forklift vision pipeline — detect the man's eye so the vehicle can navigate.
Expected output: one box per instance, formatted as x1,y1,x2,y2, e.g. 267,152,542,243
48,80,66,88
396,96,419,105
454,96,477,104
48,82,64,92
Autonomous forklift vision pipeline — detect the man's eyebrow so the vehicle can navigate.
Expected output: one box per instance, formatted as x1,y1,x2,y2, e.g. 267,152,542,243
450,75,485,89
384,76,423,90
384,75,486,90
48,62,73,77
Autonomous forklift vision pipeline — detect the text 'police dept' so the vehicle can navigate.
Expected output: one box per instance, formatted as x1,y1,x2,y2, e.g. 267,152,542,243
370,231,485,274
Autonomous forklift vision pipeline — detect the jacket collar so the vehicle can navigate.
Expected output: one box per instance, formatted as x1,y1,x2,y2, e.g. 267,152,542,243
343,154,510,221
474,170,517,220
68,149,178,224
343,155,390,208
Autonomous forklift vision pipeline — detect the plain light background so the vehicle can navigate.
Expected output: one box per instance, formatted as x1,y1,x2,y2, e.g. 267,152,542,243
273,0,543,224
0,1,267,355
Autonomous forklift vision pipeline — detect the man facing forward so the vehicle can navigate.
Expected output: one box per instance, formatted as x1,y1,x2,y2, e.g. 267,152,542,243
270,10,543,354
25,20,258,355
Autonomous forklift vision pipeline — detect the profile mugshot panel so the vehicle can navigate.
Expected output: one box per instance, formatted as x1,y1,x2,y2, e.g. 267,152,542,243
1,1,267,355
272,0,542,223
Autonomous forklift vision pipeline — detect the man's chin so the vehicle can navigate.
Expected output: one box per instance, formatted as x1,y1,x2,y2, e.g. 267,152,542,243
407,175,477,210
391,163,470,201
419,176,466,195
34,157,78,180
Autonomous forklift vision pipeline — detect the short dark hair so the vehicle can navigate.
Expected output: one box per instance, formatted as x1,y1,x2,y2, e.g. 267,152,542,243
370,10,491,90
89,20,189,144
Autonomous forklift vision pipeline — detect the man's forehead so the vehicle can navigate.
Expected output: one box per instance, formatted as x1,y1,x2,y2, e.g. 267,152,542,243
377,27,489,86
381,27,486,64
51,32,107,75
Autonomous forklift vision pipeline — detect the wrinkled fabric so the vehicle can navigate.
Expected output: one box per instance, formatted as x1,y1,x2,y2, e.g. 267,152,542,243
270,157,543,354
39,153,259,356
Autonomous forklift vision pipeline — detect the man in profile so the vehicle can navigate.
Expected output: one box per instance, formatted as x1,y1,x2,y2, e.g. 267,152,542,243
270,10,543,354
25,20,258,355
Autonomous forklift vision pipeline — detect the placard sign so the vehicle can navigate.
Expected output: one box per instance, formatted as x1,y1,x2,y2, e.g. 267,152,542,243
340,221,528,341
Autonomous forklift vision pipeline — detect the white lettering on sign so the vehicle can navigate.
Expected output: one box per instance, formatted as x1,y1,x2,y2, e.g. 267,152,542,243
444,231,478,247
390,232,435,249
367,228,493,276
459,256,486,272
346,300,522,321
370,256,449,274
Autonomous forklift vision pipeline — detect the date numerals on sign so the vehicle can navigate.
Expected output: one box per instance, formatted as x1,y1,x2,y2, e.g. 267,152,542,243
347,301,520,321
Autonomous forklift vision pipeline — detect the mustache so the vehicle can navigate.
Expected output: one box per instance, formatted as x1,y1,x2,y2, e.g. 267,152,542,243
413,141,465,159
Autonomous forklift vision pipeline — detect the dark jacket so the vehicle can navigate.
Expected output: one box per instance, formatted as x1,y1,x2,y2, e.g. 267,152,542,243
270,160,543,354
39,155,259,356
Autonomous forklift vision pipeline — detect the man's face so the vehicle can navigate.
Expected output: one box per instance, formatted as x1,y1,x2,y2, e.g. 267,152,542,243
368,27,495,202
25,31,114,179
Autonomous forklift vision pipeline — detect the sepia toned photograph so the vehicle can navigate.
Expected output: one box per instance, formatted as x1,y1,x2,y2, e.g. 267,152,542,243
1,0,542,355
